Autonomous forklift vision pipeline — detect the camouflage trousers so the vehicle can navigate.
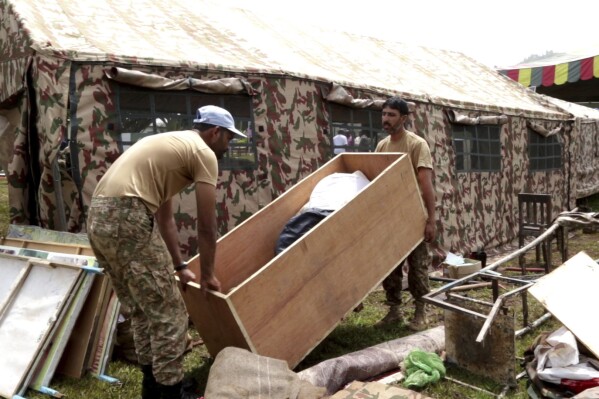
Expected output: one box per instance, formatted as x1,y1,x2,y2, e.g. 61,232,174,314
87,197,187,386
383,241,431,305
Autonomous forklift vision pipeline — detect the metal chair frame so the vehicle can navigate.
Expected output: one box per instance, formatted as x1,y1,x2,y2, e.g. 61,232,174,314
518,193,567,274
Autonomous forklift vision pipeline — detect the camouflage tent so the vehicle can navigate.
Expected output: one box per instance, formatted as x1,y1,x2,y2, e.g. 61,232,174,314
1,0,598,259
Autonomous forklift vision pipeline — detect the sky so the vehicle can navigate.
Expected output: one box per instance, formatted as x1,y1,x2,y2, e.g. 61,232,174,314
219,0,599,68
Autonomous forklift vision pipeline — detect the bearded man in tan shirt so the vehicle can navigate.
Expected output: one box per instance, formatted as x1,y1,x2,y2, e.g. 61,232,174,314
375,96,436,331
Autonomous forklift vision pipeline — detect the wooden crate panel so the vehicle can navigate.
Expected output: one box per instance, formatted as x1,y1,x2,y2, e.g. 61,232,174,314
181,290,252,356
184,153,427,367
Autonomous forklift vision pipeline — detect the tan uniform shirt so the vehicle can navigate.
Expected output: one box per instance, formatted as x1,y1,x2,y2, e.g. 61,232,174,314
93,130,218,213
375,129,433,172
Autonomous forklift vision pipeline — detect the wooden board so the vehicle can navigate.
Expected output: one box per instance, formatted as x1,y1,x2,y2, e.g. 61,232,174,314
89,290,121,375
0,234,111,382
0,259,81,398
330,381,434,399
0,237,94,257
18,272,86,397
29,271,96,389
86,278,115,371
0,255,31,318
182,286,253,357
183,153,427,367
528,251,599,359
187,153,410,289
56,275,109,378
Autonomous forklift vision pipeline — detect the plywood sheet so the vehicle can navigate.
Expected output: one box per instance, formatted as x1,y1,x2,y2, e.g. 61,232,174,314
330,381,434,399
89,291,121,375
0,255,31,316
18,272,86,397
181,285,252,357
29,272,96,389
186,154,348,290
0,237,94,257
56,275,109,378
231,154,425,366
86,279,115,371
0,260,80,397
183,153,427,367
528,251,599,359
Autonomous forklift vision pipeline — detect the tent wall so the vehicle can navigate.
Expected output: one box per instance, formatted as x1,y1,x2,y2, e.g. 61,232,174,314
542,95,599,200
34,63,571,259
0,0,35,226
67,63,330,254
1,98,29,224
574,119,599,198
33,54,71,229
405,104,571,255
0,0,32,103
0,0,582,259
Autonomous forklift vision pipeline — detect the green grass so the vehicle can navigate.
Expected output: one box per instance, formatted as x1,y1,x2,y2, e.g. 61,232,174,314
576,193,599,211
0,178,9,236
3,182,598,398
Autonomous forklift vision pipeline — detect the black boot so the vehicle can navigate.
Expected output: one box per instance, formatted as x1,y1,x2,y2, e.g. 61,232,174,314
157,381,199,399
141,364,160,399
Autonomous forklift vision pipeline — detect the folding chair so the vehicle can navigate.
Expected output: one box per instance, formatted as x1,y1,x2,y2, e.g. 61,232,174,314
518,193,568,274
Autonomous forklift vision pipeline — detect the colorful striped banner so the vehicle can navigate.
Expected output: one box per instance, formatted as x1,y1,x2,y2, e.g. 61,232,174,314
518,68,531,86
500,55,598,87
555,62,568,85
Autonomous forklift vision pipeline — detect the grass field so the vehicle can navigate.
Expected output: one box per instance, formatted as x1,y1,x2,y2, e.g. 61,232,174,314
0,178,9,236
2,181,596,398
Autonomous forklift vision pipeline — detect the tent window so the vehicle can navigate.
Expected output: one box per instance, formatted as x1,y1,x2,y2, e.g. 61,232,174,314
528,129,562,171
452,125,501,172
328,103,382,154
115,85,256,170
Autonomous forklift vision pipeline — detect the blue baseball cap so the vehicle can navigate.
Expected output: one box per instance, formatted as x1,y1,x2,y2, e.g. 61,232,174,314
193,105,247,138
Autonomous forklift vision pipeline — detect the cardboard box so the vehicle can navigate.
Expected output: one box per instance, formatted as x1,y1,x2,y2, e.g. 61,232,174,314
445,258,482,279
330,381,434,399
182,153,427,368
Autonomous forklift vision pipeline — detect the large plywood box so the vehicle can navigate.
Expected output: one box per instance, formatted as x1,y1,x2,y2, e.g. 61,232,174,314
182,153,427,368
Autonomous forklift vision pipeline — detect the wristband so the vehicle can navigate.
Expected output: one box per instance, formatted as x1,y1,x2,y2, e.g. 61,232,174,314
175,262,188,272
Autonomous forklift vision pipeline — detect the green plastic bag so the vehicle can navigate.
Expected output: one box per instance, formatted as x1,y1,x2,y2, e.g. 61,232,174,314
403,349,446,388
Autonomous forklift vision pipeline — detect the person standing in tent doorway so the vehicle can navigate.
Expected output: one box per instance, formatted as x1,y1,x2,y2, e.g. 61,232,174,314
375,96,436,331
87,105,246,399
333,128,349,154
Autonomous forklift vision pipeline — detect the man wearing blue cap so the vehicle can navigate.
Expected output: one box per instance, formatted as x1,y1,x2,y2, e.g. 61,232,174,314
87,105,246,399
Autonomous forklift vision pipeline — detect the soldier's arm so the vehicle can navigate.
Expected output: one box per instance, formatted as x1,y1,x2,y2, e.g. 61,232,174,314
195,181,221,293
155,198,184,267
156,198,197,286
417,167,436,243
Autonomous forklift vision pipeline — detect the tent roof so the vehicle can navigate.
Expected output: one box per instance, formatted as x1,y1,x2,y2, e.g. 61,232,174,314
499,51,599,88
543,95,599,119
4,0,572,118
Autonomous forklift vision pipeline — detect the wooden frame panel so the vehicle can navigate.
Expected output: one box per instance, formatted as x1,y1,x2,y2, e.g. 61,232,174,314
528,251,599,359
56,275,109,378
29,272,96,390
0,237,94,257
0,256,31,319
0,258,81,397
181,289,252,355
183,153,426,367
